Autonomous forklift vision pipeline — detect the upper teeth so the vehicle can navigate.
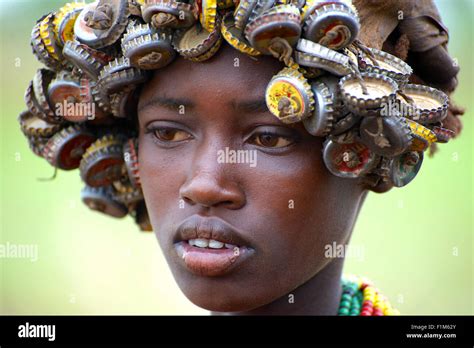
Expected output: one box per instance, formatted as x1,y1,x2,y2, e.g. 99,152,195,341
188,238,235,249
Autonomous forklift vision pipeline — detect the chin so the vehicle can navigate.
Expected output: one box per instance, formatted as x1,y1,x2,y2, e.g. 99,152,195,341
169,265,270,313
178,282,264,313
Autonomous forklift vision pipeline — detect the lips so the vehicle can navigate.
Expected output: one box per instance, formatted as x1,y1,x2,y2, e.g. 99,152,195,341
173,215,255,277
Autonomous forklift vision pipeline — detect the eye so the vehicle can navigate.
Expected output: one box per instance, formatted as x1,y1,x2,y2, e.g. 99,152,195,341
149,127,192,142
249,133,294,148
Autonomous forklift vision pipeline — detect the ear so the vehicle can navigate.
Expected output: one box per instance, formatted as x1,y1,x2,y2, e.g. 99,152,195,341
368,181,394,194
359,175,394,194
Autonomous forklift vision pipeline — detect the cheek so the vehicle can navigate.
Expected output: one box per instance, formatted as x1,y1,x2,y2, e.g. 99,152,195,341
243,145,331,238
243,145,362,278
138,135,188,229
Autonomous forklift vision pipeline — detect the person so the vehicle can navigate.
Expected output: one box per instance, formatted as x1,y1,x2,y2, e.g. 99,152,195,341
20,0,462,315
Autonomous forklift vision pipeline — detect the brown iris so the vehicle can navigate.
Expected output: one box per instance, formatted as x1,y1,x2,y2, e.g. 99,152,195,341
252,133,292,148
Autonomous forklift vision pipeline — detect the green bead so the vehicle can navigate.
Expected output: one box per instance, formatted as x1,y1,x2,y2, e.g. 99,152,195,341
338,308,350,315
342,294,352,302
341,300,352,308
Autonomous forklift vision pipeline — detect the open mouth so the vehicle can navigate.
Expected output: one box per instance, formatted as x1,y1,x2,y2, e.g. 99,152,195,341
186,238,238,250
173,216,254,277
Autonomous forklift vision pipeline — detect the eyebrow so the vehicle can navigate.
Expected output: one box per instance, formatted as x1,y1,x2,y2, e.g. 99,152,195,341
138,96,269,115
231,99,269,114
138,96,195,113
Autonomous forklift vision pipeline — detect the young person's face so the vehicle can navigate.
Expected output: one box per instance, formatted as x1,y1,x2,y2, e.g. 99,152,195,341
137,44,367,312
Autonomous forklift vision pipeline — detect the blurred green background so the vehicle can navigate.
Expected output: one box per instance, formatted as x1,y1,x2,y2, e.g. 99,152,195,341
0,0,472,315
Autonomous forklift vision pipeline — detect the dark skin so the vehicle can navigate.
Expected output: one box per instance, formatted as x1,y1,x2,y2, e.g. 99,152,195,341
137,43,368,315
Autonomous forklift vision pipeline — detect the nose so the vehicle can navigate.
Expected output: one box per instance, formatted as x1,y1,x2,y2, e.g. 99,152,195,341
179,153,246,210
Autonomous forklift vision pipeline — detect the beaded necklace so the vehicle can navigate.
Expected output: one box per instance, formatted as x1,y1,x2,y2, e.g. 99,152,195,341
338,276,399,316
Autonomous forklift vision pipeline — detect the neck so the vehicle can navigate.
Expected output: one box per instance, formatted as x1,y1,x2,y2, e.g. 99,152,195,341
211,257,345,316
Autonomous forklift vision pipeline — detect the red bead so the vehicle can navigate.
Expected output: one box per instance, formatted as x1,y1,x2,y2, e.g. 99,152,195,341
362,300,373,307
373,309,384,316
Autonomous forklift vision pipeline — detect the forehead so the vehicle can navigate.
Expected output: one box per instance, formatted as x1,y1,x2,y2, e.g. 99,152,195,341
139,43,285,102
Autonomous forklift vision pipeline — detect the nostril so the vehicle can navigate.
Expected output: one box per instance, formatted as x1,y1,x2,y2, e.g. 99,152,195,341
182,197,194,205
221,200,236,207
179,177,246,209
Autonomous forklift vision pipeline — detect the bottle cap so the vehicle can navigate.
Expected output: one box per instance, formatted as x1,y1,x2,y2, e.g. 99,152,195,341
330,111,360,136
388,151,423,187
295,39,352,76
79,134,127,187
98,57,148,93
100,56,132,76
25,80,63,125
432,126,454,144
47,73,96,123
234,0,258,31
39,13,64,62
62,40,108,80
316,74,344,107
244,4,301,55
406,119,437,152
200,0,218,31
188,35,224,62
301,0,326,21
122,19,154,44
31,17,63,70
123,137,141,188
328,128,359,144
85,91,116,124
111,179,144,206
360,116,412,157
302,0,358,20
397,84,448,124
24,81,47,120
339,72,398,114
322,139,380,178
358,47,412,87
142,0,197,29
53,2,87,46
122,25,175,69
288,0,306,9
266,67,315,123
302,81,335,136
74,0,130,49
128,0,145,17
81,185,128,218
26,134,50,159
18,110,63,138
303,2,359,50
173,21,222,59
221,13,261,56
247,0,277,25
217,0,235,11
43,125,96,170
33,68,64,123
91,80,112,114
110,86,137,118
367,155,391,176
